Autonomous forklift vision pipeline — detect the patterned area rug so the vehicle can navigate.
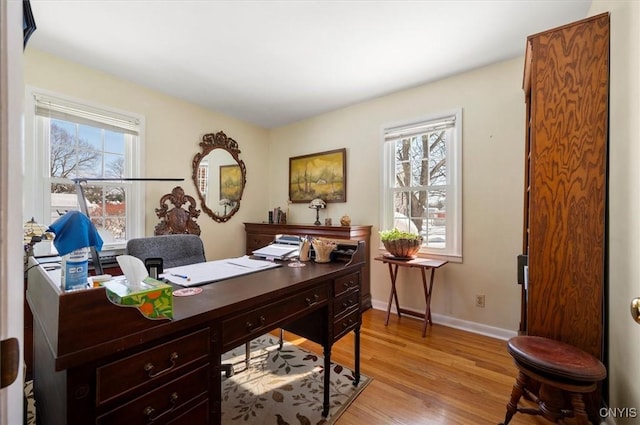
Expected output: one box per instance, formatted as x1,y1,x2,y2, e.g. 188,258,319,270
222,335,371,424
24,335,370,425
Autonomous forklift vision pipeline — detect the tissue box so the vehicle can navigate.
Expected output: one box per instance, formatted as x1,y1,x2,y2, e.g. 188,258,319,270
103,277,173,320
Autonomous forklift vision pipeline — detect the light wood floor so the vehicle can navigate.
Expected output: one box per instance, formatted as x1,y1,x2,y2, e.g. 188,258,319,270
290,308,583,425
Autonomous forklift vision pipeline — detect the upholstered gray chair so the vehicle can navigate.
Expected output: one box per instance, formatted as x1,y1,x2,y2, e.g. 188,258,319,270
126,234,249,376
126,234,206,269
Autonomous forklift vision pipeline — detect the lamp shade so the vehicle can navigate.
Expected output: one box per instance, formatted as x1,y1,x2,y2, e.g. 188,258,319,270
308,198,326,209
23,217,50,245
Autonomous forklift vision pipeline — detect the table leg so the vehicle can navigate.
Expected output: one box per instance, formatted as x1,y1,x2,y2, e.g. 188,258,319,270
385,263,401,325
420,267,429,337
322,343,331,417
353,325,361,385
419,267,437,337
427,268,435,324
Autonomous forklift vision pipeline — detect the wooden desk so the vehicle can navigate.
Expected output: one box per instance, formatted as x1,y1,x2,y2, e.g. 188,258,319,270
244,222,372,309
374,256,447,337
27,243,365,424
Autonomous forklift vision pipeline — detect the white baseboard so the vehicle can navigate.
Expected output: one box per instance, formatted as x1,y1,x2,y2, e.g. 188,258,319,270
370,300,518,341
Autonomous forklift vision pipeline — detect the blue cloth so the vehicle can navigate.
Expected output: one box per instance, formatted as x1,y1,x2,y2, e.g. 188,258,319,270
47,211,103,256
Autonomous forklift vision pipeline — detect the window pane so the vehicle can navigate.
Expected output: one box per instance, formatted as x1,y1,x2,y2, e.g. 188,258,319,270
426,189,446,248
104,153,124,179
429,131,447,185
394,139,411,188
104,130,125,154
85,185,127,242
78,124,102,151
50,182,78,223
49,121,101,179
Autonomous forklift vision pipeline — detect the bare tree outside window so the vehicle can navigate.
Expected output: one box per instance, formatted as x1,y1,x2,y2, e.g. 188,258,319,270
393,130,448,248
48,120,127,241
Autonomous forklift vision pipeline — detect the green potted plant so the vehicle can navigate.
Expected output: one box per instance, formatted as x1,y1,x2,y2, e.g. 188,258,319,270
379,228,423,259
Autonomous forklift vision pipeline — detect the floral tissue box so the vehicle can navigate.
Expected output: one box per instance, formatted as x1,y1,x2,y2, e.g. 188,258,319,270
103,276,173,320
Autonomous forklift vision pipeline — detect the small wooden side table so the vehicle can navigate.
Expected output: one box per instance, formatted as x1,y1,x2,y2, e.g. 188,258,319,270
375,256,448,337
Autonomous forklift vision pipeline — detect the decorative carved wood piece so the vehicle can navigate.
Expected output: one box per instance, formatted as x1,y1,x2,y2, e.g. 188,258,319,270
155,186,202,235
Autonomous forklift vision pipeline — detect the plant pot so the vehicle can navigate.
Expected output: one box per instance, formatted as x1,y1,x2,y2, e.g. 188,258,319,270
382,238,422,259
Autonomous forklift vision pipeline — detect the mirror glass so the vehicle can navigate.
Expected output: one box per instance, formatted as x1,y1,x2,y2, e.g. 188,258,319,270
192,131,246,223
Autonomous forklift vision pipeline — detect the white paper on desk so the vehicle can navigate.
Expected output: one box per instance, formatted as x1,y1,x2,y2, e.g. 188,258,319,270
163,258,281,286
116,255,149,288
252,244,298,259
224,256,278,269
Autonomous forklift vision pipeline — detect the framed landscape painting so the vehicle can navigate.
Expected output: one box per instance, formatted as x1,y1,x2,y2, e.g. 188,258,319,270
289,148,346,203
219,164,242,201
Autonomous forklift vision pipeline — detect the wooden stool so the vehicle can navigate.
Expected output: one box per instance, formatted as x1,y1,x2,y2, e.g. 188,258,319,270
499,336,606,425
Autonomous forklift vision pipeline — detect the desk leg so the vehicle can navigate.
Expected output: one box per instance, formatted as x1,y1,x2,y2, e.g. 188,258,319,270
322,343,331,417
353,325,361,386
385,263,401,325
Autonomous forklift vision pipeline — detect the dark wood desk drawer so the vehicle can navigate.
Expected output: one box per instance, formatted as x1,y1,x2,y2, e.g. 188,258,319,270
223,285,328,349
334,290,359,319
167,399,209,425
333,310,359,341
97,364,209,425
96,328,210,405
334,272,359,297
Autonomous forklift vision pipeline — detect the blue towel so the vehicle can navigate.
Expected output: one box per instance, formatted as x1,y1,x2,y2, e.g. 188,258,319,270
47,211,104,256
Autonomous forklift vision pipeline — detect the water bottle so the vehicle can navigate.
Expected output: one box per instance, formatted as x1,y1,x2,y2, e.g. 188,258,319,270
61,247,89,291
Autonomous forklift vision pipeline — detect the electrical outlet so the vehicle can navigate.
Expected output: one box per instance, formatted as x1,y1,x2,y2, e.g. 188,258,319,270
475,294,486,308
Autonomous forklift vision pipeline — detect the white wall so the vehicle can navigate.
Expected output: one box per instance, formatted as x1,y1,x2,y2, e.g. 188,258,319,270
269,57,525,334
589,1,640,423
24,49,270,260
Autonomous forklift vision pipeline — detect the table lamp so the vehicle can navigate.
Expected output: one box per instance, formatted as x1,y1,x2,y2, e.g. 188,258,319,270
308,198,326,225
23,217,52,264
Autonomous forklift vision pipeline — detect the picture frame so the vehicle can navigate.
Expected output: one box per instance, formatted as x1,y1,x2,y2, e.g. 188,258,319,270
23,0,37,49
219,164,242,201
289,148,346,203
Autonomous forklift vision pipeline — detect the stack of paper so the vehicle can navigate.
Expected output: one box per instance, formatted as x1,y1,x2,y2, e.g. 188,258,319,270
252,243,299,260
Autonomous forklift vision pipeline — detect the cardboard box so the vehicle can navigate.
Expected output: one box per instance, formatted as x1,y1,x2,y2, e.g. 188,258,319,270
103,277,173,320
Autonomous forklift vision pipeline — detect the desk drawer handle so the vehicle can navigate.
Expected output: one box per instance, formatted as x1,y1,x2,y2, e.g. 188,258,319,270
306,294,320,306
343,280,356,289
246,315,266,333
144,352,179,378
143,392,178,422
342,299,355,309
341,319,354,329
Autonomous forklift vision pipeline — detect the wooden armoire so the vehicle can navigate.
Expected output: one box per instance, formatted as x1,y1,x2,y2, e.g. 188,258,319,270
521,13,610,362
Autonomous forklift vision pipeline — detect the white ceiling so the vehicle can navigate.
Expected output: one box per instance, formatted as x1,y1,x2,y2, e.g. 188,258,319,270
28,0,591,128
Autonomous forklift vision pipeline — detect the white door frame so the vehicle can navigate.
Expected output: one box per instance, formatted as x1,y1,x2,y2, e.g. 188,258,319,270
0,1,26,424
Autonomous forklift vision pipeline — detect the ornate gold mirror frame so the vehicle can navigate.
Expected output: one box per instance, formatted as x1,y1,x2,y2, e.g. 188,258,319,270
192,131,247,223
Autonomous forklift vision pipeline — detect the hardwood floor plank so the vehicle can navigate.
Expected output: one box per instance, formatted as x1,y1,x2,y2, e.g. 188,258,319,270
287,309,583,425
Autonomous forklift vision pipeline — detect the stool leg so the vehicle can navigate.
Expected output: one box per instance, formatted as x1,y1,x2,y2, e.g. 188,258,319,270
569,393,591,425
500,371,527,425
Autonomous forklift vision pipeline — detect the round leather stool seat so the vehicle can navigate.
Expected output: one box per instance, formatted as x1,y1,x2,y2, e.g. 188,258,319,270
507,336,606,383
499,336,607,425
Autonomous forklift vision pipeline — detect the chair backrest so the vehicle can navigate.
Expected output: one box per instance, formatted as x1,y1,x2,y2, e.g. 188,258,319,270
154,186,202,236
126,234,206,269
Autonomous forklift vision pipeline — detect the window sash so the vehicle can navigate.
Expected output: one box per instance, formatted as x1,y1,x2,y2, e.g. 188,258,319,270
25,87,145,251
33,93,140,135
381,110,462,260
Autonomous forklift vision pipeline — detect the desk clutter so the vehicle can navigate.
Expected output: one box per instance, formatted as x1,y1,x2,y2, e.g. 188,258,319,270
252,235,357,264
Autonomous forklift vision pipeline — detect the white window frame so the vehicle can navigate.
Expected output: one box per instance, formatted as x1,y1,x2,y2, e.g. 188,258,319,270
24,86,146,251
380,108,462,262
